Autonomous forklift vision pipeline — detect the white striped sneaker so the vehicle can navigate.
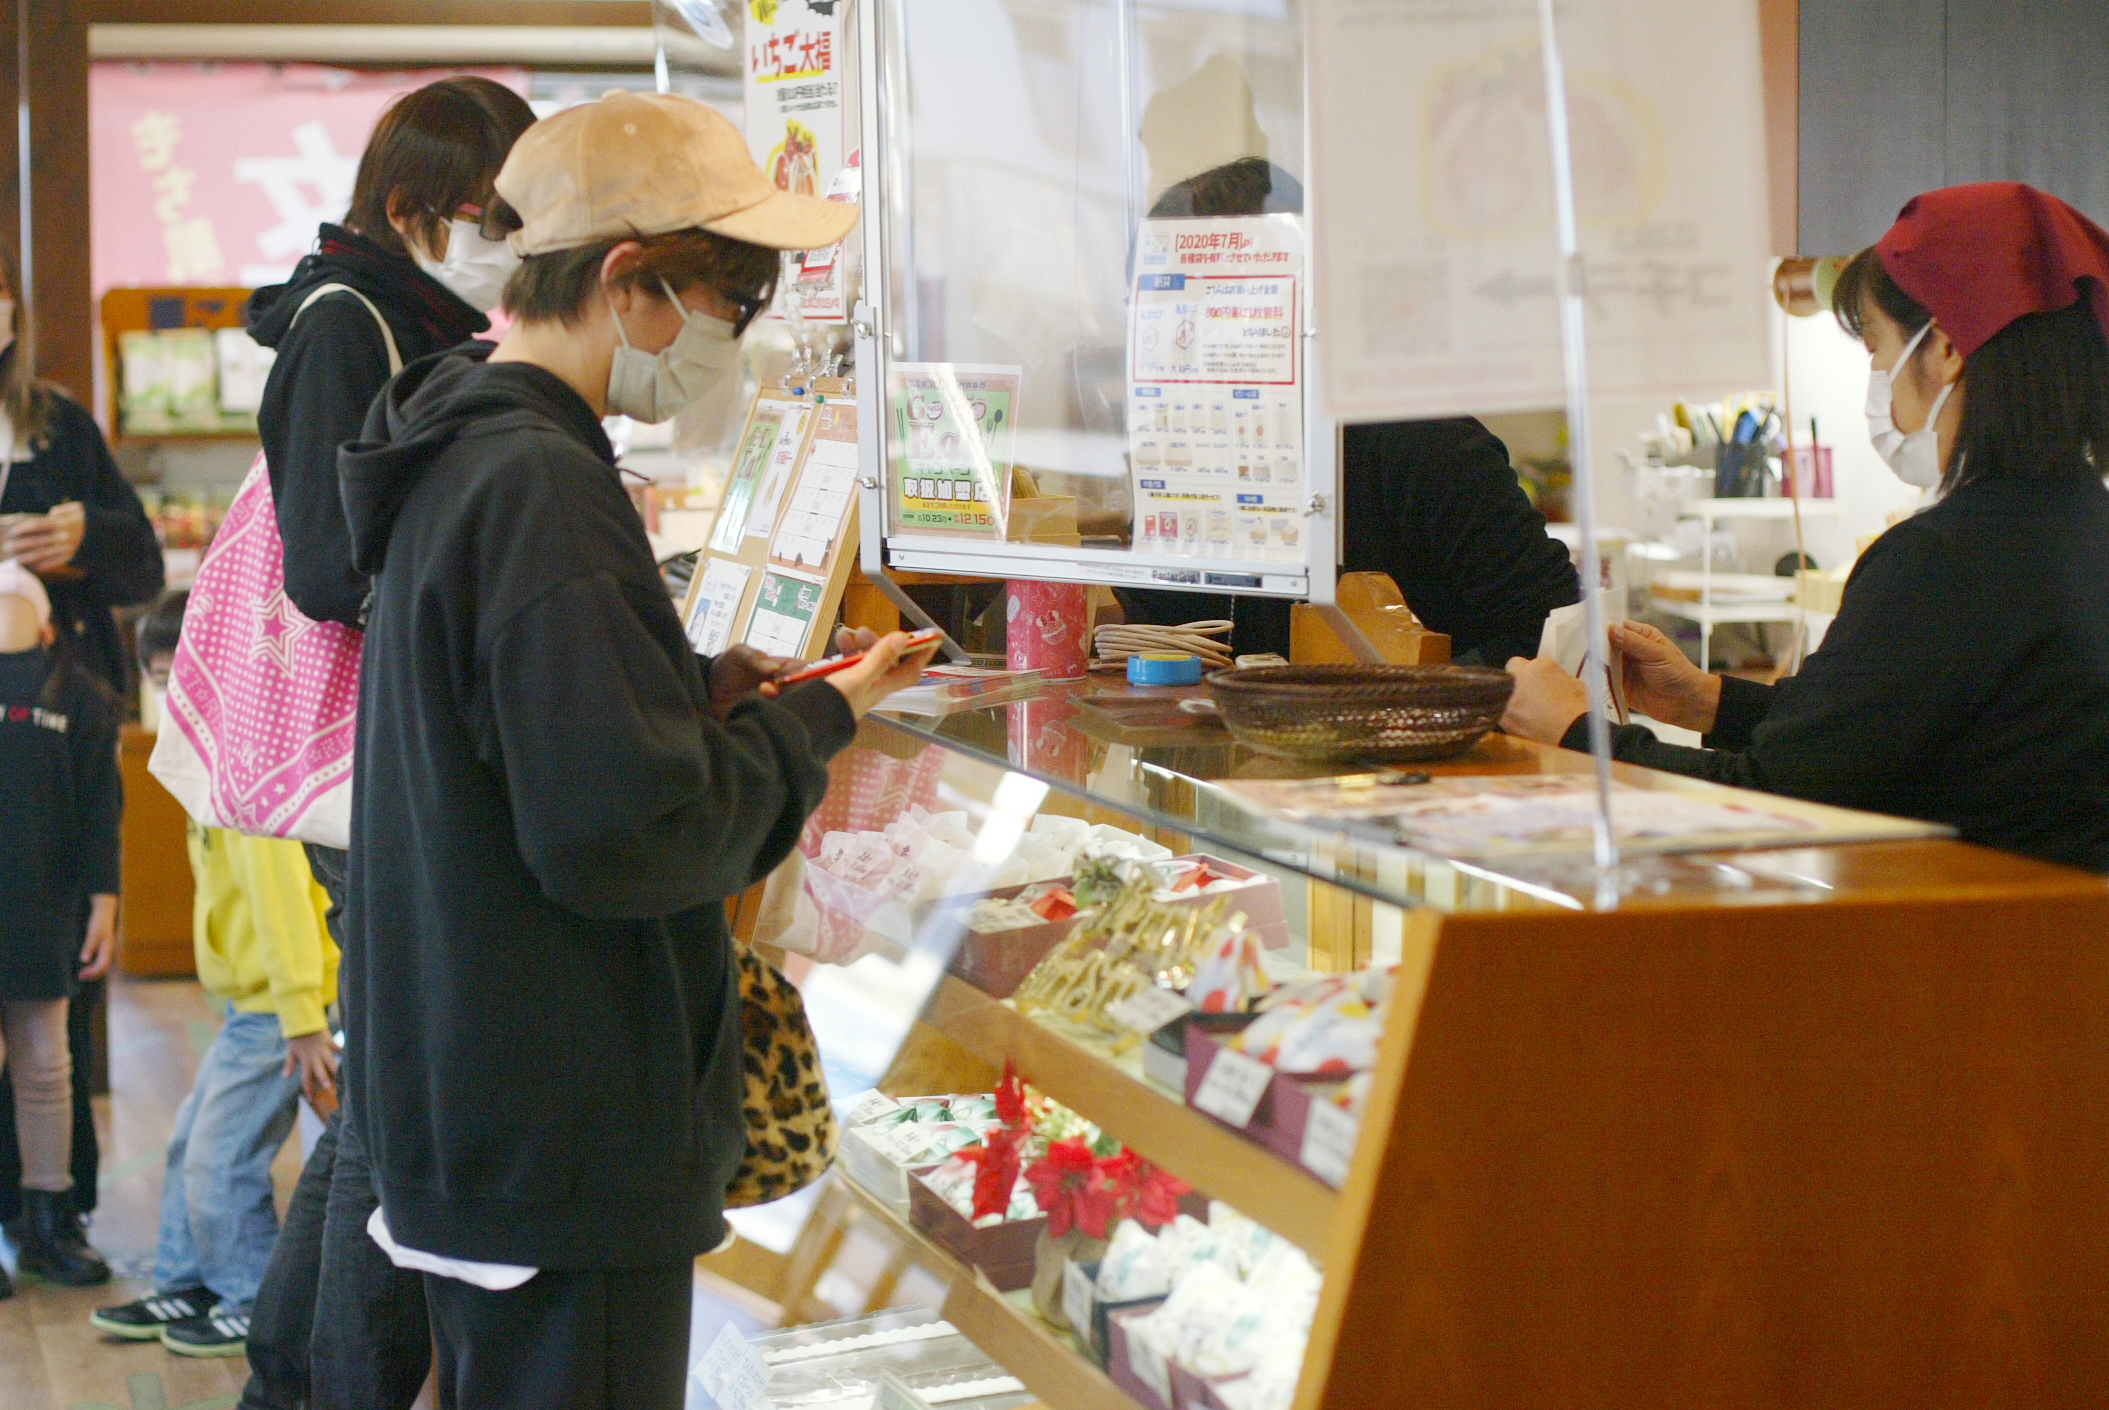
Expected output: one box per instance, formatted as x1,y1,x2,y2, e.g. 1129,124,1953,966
89,1289,219,1340
162,1304,250,1358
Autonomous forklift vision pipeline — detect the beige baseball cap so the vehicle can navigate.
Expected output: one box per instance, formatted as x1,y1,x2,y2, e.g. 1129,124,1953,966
498,90,859,257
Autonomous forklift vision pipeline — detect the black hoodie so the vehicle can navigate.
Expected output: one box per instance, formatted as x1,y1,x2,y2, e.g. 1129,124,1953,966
247,224,489,628
337,346,856,1268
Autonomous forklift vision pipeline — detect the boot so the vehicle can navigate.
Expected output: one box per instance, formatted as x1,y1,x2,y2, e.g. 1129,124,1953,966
16,1188,110,1286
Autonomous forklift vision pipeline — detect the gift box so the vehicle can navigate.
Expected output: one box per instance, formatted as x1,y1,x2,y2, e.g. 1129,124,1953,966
1171,1362,1248,1410
938,881,1087,999
1160,856,1290,952
1182,1017,1331,1168
906,1165,1047,1292
1105,1303,1176,1410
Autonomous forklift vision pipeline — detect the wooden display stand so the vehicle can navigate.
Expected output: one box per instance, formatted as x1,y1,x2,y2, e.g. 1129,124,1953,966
98,286,259,444
1291,571,1449,664
118,724,195,977
765,727,2109,1410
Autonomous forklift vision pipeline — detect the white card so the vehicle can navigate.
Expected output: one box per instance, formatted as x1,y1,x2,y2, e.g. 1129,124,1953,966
1126,1327,1172,1404
686,557,753,658
1191,1046,1272,1128
1106,986,1193,1036
846,1090,902,1125
1062,1255,1096,1340
692,1320,774,1410
1299,1100,1361,1189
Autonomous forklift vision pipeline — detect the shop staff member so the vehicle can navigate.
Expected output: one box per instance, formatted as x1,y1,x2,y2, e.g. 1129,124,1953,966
1505,183,2109,873
336,93,936,1410
1121,159,1578,663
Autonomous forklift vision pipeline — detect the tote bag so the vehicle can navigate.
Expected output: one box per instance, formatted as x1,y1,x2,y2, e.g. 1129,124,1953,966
149,285,401,850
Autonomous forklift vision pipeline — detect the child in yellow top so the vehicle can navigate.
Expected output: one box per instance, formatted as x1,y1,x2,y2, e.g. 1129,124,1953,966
91,591,339,1357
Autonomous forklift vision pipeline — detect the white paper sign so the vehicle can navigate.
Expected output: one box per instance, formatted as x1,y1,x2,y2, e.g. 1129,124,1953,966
1126,1328,1173,1404
693,1320,773,1410
686,557,754,658
1308,0,1771,421
1191,1046,1272,1128
1062,1255,1097,1340
846,1090,902,1125
1128,215,1307,562
1299,1100,1362,1190
1106,986,1193,1036
745,0,846,326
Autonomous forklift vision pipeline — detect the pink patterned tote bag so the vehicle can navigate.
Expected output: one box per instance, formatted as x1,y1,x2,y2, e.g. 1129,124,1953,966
149,285,399,849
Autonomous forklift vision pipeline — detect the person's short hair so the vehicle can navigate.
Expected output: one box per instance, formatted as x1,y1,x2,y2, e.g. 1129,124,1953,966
1149,157,1303,220
346,77,537,258
500,226,780,333
137,590,188,669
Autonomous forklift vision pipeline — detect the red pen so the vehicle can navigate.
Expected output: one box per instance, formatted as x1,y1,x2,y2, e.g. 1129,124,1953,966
773,627,944,687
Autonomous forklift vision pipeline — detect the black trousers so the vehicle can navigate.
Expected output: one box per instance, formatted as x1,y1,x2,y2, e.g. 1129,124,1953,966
425,1263,693,1410
239,844,430,1410
0,975,102,1220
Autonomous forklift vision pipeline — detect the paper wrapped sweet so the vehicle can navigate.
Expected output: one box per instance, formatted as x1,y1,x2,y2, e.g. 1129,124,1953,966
920,1151,1040,1228
1096,1218,1175,1301
1186,920,1273,1014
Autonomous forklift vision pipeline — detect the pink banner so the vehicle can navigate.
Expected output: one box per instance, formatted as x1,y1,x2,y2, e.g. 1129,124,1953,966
91,63,527,297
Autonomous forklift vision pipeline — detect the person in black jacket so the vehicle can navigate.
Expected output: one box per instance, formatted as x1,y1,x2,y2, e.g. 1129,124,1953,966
337,92,927,1409
1117,161,1577,662
1504,183,2109,873
0,561,117,1298
0,242,159,1247
234,77,535,1410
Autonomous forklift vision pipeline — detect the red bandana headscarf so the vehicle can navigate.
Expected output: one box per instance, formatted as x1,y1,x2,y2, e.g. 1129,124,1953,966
1875,182,2109,357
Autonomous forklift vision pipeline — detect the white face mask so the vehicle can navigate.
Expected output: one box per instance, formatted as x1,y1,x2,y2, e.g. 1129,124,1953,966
605,279,741,424
415,218,520,313
0,298,14,356
1864,320,1957,491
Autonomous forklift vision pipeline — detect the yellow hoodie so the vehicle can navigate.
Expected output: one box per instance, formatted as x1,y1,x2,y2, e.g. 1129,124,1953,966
186,824,338,1039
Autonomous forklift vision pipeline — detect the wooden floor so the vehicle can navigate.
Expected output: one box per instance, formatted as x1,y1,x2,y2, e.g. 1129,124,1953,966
0,976,303,1410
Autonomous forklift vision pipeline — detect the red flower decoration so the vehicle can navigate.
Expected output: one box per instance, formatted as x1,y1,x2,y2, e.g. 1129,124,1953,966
957,1126,1023,1223
994,1061,1029,1128
1025,1138,1120,1240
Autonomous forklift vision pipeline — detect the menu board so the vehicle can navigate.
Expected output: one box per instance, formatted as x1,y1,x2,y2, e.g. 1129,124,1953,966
744,569,826,656
1127,215,1307,561
710,401,792,555
769,401,859,573
885,363,1021,538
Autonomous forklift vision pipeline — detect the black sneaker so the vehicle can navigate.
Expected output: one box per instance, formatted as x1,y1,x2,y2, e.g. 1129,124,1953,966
162,1304,249,1358
89,1288,219,1340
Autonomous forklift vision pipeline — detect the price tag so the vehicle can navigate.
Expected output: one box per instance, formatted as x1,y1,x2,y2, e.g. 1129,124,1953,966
692,1320,774,1410
847,1091,902,1125
1298,1100,1361,1189
1062,1256,1097,1342
863,1122,939,1167
1106,986,1193,1036
1126,1327,1172,1404
1191,1046,1273,1128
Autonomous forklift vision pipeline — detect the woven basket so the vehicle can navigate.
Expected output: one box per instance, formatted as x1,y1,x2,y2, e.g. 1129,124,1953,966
1203,664,1514,764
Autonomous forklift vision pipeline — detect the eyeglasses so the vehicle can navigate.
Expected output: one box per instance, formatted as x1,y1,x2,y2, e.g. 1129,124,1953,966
454,202,515,243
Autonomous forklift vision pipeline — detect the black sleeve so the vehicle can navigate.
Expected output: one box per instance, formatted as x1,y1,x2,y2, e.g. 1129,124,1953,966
1552,524,1979,809
54,399,164,608
1703,675,1773,751
69,687,122,896
481,570,858,920
257,294,394,628
1342,419,1579,660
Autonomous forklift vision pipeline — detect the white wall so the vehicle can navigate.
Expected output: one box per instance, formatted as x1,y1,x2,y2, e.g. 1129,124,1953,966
1771,299,1925,549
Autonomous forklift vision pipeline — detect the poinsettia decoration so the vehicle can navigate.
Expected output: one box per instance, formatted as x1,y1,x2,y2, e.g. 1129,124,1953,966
970,1062,1192,1238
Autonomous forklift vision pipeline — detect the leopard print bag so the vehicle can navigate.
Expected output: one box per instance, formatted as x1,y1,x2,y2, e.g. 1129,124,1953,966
725,939,838,1207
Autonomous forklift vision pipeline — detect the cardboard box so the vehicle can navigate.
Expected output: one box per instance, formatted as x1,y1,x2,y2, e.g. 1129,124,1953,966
1105,1304,1175,1410
1182,1018,1328,1167
906,1166,1046,1292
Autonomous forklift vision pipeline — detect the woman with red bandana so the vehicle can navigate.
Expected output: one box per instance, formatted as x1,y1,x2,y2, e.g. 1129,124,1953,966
1503,183,2109,873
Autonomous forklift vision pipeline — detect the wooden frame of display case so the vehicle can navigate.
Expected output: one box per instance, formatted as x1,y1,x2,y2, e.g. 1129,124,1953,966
829,721,2109,1410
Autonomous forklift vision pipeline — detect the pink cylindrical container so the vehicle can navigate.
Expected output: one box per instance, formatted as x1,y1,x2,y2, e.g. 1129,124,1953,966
1005,580,1089,680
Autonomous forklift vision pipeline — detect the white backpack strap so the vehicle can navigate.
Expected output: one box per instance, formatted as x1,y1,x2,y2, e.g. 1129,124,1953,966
293,282,404,376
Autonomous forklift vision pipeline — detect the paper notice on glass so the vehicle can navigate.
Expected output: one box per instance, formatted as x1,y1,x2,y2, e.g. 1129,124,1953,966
747,404,815,540
710,402,789,555
886,364,1020,539
686,558,753,658
769,402,859,574
744,569,826,657
1308,0,1771,421
1128,215,1306,561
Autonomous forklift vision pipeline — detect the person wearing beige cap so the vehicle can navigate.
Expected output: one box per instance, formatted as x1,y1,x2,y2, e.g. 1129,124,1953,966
331,91,937,1409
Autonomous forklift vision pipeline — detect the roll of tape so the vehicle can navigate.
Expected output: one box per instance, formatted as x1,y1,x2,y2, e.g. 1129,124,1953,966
1127,652,1204,686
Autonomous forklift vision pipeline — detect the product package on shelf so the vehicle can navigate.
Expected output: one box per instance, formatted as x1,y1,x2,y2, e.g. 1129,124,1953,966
1094,1203,1319,1410
838,1091,1008,1215
735,1306,1038,1410
1177,965,1397,1187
